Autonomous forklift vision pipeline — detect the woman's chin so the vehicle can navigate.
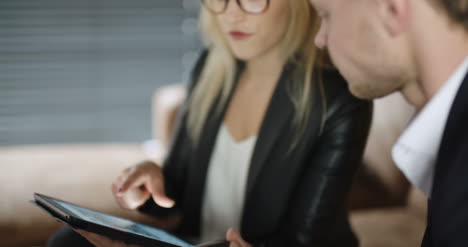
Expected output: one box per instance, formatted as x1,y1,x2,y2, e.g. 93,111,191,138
229,47,259,62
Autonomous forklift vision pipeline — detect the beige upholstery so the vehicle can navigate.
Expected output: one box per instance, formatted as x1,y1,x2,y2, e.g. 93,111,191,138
152,84,187,149
0,144,168,247
350,93,426,247
0,86,427,247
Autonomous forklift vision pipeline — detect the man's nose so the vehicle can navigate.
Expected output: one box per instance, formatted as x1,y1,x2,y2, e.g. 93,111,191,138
314,23,327,49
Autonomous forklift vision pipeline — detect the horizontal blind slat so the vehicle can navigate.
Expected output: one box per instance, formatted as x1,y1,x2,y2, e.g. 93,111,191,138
0,0,193,146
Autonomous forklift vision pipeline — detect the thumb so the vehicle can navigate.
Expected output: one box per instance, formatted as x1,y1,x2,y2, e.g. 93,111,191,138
229,242,241,247
227,228,251,247
226,228,241,242
146,180,175,208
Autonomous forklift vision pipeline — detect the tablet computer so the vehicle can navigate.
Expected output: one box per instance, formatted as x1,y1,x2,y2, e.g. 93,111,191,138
32,193,228,247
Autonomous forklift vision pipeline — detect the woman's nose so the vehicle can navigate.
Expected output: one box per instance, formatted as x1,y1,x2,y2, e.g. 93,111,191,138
223,0,245,23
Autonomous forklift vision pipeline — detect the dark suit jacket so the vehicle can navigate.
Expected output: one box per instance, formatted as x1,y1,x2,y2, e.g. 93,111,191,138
140,51,373,247
422,72,468,246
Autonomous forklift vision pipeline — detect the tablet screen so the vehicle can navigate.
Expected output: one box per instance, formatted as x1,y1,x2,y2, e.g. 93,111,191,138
52,198,191,247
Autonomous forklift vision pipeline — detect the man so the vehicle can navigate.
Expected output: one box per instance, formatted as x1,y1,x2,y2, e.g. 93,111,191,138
308,0,468,245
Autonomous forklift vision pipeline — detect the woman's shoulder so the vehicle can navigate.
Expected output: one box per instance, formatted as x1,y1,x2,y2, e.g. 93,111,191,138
187,49,210,92
319,67,349,97
191,50,209,78
317,67,373,119
319,68,367,103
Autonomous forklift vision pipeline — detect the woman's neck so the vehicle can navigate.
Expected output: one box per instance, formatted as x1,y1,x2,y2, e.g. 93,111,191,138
243,49,286,86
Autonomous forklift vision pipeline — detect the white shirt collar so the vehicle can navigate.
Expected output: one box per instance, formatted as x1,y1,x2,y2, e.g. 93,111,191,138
392,56,468,197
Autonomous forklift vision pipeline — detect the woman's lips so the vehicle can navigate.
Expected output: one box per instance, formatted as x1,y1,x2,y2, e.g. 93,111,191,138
229,31,252,41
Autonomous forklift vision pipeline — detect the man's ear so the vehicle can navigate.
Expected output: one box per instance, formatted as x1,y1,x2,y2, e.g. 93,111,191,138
378,0,411,36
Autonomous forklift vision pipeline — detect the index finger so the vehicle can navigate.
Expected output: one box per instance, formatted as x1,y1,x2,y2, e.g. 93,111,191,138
117,170,146,194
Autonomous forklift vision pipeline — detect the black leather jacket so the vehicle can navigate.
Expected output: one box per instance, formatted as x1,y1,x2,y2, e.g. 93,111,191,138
140,51,373,247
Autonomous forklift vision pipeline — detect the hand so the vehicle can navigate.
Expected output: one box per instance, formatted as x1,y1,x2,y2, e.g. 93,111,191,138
226,228,252,247
112,160,175,210
74,229,140,247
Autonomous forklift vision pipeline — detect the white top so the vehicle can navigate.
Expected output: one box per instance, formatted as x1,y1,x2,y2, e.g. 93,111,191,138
201,124,257,242
392,56,468,197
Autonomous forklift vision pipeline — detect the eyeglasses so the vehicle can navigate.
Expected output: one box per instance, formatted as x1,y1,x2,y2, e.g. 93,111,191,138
201,0,270,14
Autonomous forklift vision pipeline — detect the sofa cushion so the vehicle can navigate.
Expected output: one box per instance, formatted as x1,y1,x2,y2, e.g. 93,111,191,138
0,144,166,247
362,93,415,204
351,207,426,247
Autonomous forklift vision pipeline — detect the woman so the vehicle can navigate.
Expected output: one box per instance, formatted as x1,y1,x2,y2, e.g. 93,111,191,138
49,0,372,246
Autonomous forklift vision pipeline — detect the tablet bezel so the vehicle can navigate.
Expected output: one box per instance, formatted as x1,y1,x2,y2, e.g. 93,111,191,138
33,193,188,247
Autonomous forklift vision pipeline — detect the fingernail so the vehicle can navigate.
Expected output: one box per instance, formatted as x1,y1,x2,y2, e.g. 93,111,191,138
226,228,235,240
163,201,175,208
159,199,175,208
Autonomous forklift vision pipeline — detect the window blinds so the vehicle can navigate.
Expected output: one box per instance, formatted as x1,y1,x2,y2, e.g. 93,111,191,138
0,0,198,146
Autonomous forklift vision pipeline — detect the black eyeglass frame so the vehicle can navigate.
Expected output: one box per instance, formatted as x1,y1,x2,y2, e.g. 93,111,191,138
201,0,270,15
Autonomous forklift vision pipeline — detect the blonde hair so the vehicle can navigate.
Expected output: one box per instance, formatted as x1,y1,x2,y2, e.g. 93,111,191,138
188,0,323,147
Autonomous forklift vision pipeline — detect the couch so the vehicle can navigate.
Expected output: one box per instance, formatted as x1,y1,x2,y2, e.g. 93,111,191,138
0,85,426,247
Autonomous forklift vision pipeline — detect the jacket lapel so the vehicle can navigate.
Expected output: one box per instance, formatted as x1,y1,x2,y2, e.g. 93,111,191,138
245,66,295,198
184,62,245,234
433,72,468,190
186,62,295,233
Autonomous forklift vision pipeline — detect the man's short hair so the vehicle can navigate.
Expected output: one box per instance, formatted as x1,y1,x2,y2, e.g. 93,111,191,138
433,0,468,31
